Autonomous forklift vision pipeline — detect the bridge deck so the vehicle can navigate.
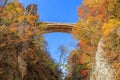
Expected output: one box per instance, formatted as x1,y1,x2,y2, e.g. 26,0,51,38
42,22,75,33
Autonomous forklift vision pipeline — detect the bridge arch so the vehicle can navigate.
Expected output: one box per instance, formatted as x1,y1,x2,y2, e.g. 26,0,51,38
42,22,75,34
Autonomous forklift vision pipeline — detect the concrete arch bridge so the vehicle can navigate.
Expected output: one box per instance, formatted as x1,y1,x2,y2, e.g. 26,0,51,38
42,22,75,34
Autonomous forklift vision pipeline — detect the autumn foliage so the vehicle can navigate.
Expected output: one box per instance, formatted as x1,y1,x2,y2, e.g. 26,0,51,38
0,0,61,80
0,0,120,80
67,0,120,80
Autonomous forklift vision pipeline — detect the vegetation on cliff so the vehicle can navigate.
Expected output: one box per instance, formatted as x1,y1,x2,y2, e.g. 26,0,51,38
0,0,120,80
66,0,120,80
0,0,61,80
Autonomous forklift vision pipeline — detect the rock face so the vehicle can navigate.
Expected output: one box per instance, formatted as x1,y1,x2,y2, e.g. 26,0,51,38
26,4,37,15
90,39,114,80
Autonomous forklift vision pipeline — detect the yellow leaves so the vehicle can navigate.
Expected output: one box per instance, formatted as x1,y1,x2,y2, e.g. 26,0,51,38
83,0,104,7
16,7,23,13
73,20,87,39
27,15,38,26
83,0,95,6
18,16,25,22
71,0,120,79
0,1,58,79
14,0,23,9
102,19,120,36
106,0,114,11
1,1,24,25
39,36,44,41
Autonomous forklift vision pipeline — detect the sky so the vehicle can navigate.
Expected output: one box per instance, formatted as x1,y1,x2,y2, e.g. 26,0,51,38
19,0,82,23
19,0,82,62
43,32,78,62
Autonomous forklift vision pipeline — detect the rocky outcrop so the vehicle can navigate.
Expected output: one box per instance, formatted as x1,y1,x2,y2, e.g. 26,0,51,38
25,4,37,15
90,39,115,80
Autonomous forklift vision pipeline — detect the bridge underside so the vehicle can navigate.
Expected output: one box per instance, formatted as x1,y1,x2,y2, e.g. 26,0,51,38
42,22,74,34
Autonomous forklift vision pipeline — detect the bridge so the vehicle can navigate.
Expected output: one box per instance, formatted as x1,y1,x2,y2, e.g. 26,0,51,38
42,22,75,34
25,4,75,33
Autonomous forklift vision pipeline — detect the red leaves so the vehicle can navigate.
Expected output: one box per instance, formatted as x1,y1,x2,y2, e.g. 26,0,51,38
0,68,3,77
78,40,93,54
80,70,89,77
80,40,86,46
105,0,109,5
77,40,86,47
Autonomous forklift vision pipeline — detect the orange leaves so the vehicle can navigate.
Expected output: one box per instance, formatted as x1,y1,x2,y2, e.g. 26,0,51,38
78,6,85,17
79,53,91,65
85,47,93,54
26,29,33,37
78,40,94,55
79,0,107,23
79,55,84,65
10,26,17,33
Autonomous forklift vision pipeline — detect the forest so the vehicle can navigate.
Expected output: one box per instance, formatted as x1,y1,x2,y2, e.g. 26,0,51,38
0,0,120,80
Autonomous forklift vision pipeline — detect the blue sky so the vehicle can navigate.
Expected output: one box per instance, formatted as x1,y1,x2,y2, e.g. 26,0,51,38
43,32,78,62
19,0,82,23
19,0,82,62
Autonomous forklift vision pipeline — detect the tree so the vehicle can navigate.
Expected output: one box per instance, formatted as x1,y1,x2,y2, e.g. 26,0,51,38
68,0,120,80
58,45,68,79
0,0,62,80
